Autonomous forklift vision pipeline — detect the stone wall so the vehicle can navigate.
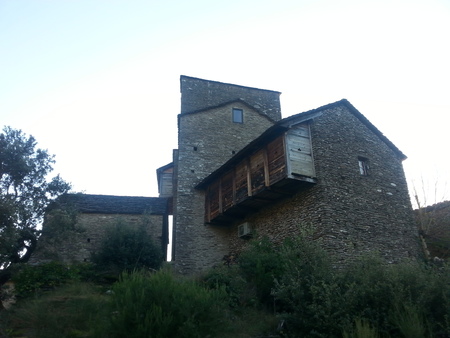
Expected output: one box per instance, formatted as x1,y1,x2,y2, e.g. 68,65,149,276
228,104,420,264
180,75,281,121
173,101,277,274
31,213,165,265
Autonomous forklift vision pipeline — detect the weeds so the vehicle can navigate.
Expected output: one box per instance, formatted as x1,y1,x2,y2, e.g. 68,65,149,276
2,233,449,337
4,282,109,338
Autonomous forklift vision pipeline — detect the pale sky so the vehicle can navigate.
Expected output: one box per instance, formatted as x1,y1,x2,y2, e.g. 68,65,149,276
1,0,449,207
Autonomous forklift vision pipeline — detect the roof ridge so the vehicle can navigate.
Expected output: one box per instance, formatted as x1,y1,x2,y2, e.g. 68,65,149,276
180,75,281,94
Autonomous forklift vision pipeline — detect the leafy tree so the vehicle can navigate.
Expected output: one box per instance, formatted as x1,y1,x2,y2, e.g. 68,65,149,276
91,220,164,275
0,127,70,292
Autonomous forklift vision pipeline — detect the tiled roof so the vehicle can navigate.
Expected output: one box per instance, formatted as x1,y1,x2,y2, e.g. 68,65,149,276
53,194,169,215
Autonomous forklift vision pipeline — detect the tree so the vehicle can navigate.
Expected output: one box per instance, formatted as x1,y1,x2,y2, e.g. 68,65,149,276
0,127,70,290
91,220,164,275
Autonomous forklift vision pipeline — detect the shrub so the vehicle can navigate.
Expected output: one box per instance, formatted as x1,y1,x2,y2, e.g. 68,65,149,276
5,282,109,338
342,318,380,338
101,269,230,338
272,236,347,337
341,257,450,337
390,303,429,338
13,262,84,299
200,264,248,309
238,236,284,308
269,236,450,337
91,220,163,275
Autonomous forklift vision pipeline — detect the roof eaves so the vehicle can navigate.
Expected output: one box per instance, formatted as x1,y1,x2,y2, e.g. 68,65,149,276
340,99,407,160
195,99,407,189
280,99,407,160
53,194,170,215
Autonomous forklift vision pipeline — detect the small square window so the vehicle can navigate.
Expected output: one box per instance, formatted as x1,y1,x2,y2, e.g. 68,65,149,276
358,157,369,176
232,108,243,123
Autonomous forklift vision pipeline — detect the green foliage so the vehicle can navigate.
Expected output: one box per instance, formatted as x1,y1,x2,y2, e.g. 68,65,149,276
4,282,109,338
238,236,284,308
0,126,70,285
272,236,347,337
239,233,450,337
391,304,430,338
13,262,91,299
200,264,249,308
342,319,380,338
102,268,230,338
37,204,84,262
42,203,80,240
91,220,163,275
3,232,450,337
341,257,450,337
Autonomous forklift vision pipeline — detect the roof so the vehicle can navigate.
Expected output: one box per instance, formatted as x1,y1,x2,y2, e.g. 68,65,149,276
52,194,169,215
196,99,406,189
156,162,174,174
287,99,406,160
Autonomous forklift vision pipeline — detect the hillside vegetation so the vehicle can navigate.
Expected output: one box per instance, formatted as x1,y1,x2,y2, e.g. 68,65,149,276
416,200,450,260
1,234,449,338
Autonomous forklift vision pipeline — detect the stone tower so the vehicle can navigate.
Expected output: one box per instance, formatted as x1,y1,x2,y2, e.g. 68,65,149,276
172,76,282,274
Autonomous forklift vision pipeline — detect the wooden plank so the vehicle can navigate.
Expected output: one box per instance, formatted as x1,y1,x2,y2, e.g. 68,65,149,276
267,135,286,185
286,124,315,177
289,151,313,162
263,146,270,187
221,171,234,212
208,181,220,220
250,149,265,195
235,161,248,203
287,138,312,154
288,125,310,137
246,158,252,198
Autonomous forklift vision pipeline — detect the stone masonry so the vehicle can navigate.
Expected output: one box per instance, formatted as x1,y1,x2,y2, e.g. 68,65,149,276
173,76,282,274
227,102,419,265
35,76,421,274
172,77,420,274
31,194,169,265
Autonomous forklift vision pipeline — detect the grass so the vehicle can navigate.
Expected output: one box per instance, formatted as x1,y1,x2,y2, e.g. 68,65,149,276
1,279,279,338
2,282,110,338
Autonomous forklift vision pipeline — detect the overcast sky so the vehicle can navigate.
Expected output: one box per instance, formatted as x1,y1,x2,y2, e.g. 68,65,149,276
1,0,449,207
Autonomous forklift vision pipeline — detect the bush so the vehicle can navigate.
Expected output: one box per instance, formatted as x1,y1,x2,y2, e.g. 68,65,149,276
91,220,163,275
272,236,347,337
5,282,109,338
341,257,450,337
200,264,250,309
259,234,450,337
13,262,87,299
101,269,230,338
238,237,284,308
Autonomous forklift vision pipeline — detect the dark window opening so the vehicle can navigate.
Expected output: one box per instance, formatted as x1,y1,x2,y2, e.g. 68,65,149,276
232,108,243,123
358,157,370,176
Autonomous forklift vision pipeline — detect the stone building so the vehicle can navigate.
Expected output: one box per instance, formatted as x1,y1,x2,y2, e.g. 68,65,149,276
35,75,420,273
164,76,420,274
31,194,170,264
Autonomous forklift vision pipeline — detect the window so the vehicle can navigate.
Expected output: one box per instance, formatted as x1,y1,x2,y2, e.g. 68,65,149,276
358,157,369,176
232,108,243,123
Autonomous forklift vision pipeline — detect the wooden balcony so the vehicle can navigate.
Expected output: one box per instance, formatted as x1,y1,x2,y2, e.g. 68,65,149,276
198,123,317,225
